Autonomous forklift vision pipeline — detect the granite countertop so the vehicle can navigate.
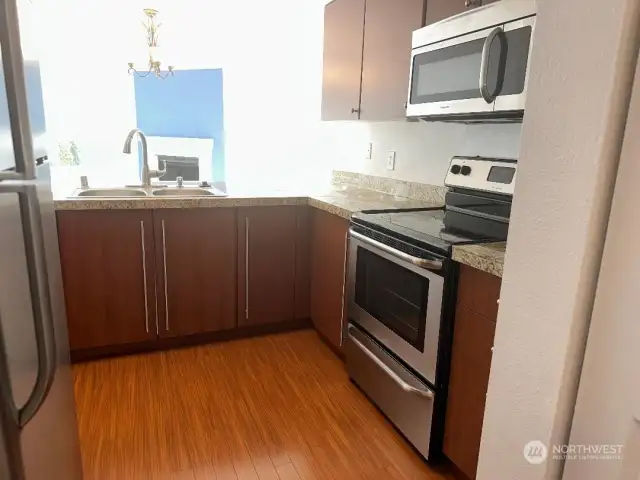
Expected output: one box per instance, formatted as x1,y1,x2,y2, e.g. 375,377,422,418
452,242,506,278
53,184,443,219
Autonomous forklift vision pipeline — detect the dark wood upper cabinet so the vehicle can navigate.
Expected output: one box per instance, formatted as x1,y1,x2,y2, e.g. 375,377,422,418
310,209,350,352
321,0,423,121
321,0,365,120
424,0,466,25
424,0,498,26
57,210,157,351
153,208,237,339
359,0,424,120
444,264,500,480
237,206,297,326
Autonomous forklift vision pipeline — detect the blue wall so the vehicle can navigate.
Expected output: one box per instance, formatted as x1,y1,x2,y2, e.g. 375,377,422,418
134,69,225,181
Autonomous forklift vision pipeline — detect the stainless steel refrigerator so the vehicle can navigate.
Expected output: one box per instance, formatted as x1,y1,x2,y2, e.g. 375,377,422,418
0,0,83,478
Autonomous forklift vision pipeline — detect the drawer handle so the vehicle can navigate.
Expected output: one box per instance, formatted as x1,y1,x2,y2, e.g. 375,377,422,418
348,326,433,399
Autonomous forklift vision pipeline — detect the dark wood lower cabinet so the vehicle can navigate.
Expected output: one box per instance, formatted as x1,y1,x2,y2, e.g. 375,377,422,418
153,208,237,338
310,209,349,352
444,265,500,480
294,206,312,320
58,205,350,360
237,206,297,326
57,210,157,351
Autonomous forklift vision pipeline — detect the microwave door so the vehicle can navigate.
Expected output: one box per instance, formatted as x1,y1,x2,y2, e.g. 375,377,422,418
492,16,535,113
407,26,499,117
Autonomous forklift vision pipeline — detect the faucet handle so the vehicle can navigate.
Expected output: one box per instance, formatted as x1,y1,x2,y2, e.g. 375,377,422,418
176,176,183,188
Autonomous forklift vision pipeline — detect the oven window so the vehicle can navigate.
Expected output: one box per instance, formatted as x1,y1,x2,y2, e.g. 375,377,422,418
354,248,429,351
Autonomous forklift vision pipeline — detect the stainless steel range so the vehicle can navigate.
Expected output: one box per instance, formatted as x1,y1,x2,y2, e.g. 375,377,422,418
345,156,516,462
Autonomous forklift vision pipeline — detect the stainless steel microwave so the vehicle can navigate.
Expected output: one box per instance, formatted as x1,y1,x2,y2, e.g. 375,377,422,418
406,0,536,121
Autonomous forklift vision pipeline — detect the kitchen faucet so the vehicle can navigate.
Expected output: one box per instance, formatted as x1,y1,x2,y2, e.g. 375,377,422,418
122,129,166,188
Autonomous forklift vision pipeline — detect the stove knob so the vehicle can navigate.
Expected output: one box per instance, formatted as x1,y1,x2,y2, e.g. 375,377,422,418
450,164,461,174
461,165,472,176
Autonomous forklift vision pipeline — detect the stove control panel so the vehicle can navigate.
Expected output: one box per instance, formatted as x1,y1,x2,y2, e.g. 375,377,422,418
445,156,517,196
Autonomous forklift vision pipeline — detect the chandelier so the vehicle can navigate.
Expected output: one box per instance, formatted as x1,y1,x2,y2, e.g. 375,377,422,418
128,9,174,80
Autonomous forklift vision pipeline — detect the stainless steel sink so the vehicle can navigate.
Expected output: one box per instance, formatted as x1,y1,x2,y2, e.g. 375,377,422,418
68,186,226,199
151,188,219,197
74,188,148,197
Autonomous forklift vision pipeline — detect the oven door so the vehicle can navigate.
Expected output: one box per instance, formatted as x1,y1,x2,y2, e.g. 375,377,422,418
347,230,444,385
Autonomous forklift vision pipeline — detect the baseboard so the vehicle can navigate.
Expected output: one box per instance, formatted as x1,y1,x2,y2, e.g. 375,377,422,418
71,318,313,363
314,330,345,361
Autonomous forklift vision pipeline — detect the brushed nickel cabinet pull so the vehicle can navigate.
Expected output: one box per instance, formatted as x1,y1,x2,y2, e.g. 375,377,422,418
140,221,149,334
161,219,169,331
245,216,249,321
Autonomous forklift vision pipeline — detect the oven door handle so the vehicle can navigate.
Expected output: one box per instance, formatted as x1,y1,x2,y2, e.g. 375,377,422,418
348,325,434,399
349,229,443,270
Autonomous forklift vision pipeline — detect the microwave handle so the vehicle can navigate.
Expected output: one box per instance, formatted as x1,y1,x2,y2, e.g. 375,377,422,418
479,26,503,103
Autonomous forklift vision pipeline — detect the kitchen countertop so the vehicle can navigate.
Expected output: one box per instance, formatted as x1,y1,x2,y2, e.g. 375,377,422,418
452,242,506,278
53,184,442,219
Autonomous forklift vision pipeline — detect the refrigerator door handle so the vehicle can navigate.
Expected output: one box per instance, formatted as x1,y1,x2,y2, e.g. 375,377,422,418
0,183,57,428
0,0,36,180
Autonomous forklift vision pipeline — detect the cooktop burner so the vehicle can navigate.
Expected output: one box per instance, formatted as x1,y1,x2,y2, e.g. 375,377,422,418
351,207,508,255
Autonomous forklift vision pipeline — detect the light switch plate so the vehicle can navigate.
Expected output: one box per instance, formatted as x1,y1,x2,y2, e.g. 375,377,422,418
365,143,373,160
386,151,396,171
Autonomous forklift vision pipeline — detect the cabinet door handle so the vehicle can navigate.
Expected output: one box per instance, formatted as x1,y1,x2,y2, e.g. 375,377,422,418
340,230,349,347
140,221,149,334
245,216,249,321
161,219,169,331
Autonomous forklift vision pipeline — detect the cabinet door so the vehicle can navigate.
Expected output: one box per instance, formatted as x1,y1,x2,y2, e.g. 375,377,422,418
57,210,156,351
444,266,500,479
310,209,349,351
360,0,424,120
321,0,366,120
425,0,498,26
294,206,311,320
154,209,237,338
237,207,297,326
424,0,466,26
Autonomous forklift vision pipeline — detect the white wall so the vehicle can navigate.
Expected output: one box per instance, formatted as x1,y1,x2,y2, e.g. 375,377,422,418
322,120,522,186
563,53,640,480
36,0,140,188
476,0,640,479
36,0,327,191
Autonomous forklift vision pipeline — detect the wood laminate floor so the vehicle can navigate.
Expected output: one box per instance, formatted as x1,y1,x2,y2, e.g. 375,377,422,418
73,330,456,480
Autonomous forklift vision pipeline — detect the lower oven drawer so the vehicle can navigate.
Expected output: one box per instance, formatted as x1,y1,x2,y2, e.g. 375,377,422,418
345,324,435,460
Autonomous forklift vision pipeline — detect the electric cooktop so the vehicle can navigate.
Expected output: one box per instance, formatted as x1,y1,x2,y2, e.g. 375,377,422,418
351,207,509,256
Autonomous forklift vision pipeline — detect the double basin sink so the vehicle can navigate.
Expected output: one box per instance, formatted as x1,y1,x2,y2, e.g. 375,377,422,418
71,186,226,198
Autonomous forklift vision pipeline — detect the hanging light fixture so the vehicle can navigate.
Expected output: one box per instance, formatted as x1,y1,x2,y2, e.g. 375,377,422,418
128,8,174,79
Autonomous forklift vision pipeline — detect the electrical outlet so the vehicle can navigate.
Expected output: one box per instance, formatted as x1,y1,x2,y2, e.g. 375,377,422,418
386,151,396,171
365,143,373,160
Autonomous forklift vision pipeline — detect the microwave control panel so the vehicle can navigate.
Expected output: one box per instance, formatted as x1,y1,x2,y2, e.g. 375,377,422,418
445,156,517,196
